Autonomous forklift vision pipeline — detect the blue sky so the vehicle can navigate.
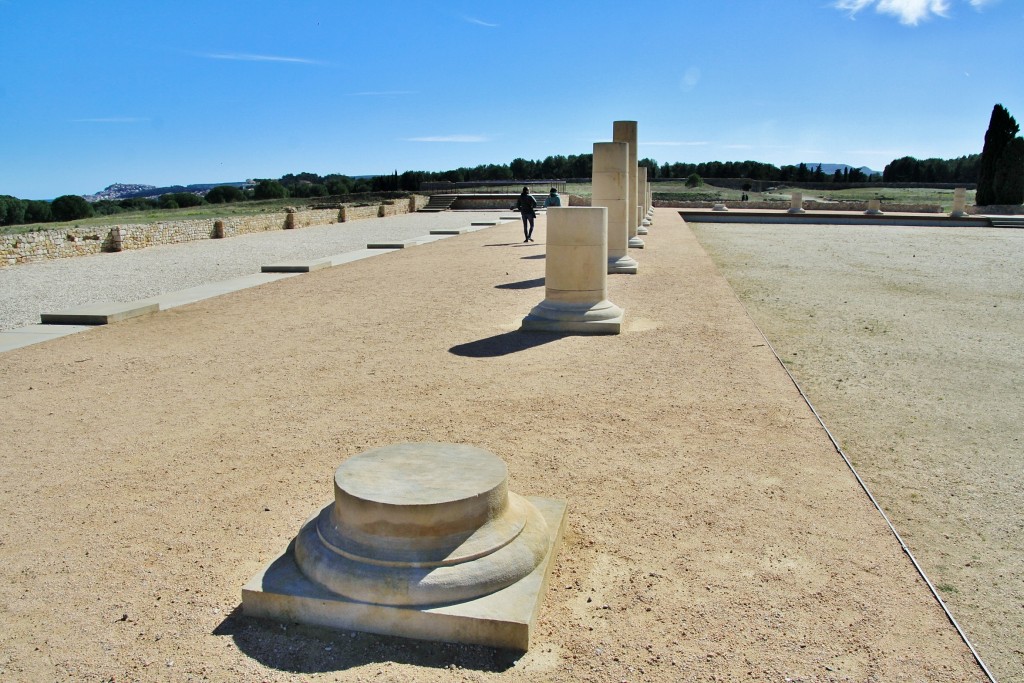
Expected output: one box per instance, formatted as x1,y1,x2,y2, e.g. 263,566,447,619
1,0,1020,199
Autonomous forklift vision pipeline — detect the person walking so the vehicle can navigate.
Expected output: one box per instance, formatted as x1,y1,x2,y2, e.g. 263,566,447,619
544,187,561,208
515,186,538,242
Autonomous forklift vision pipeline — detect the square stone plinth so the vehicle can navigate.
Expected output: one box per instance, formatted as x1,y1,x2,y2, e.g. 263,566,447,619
521,312,624,335
242,496,566,652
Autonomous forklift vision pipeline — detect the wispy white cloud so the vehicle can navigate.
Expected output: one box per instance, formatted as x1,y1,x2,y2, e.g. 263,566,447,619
462,16,498,27
679,67,701,92
834,0,995,24
198,52,325,65
346,90,417,96
70,117,149,123
404,135,490,143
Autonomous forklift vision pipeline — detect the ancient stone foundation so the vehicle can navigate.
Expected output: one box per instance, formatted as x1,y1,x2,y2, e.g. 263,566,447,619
521,207,624,334
592,141,638,275
788,192,806,214
613,121,645,250
242,443,566,651
951,187,968,217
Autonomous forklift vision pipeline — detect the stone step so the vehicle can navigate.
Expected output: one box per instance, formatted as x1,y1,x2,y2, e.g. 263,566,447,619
989,217,1024,228
419,195,459,212
40,301,158,326
261,259,332,273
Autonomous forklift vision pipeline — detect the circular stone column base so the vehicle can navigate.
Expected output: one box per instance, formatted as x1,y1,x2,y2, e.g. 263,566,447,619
608,254,639,274
628,235,646,249
521,298,624,334
242,443,567,651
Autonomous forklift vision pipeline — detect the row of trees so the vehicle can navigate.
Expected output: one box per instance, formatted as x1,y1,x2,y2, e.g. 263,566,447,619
0,194,97,224
882,155,980,183
0,176,382,225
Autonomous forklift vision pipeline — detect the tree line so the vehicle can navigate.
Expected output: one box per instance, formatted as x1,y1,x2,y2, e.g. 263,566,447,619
2,103,1021,227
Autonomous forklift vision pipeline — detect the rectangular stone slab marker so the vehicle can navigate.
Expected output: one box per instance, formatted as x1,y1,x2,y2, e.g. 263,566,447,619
40,301,158,325
261,260,331,273
243,496,566,651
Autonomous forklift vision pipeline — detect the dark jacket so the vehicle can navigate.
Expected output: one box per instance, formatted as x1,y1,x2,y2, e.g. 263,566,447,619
515,193,537,217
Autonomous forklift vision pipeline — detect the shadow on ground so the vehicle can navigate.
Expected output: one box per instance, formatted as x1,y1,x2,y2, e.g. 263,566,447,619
214,606,520,674
521,254,545,260
495,278,544,290
483,242,543,248
449,330,567,357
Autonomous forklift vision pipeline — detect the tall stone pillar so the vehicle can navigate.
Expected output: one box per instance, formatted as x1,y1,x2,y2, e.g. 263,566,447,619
613,121,644,249
951,187,967,217
637,167,649,234
592,142,638,274
521,207,624,334
788,192,805,214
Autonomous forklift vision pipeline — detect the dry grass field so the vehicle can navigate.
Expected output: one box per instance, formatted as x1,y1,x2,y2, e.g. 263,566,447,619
692,220,1024,682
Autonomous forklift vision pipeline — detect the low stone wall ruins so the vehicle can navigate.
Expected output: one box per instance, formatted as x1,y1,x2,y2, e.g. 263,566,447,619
653,200,948,213
0,195,428,268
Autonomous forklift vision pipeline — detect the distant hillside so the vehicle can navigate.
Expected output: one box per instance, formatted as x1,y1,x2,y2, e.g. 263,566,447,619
802,163,880,176
83,181,250,202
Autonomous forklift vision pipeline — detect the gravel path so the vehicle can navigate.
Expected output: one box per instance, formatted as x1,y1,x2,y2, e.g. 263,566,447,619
0,211,509,332
692,221,1023,683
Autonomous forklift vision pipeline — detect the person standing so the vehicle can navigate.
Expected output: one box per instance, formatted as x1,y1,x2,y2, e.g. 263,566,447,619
515,186,538,242
544,187,561,208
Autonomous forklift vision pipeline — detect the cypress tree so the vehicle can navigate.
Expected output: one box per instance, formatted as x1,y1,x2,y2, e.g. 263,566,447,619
977,104,1020,206
993,137,1024,206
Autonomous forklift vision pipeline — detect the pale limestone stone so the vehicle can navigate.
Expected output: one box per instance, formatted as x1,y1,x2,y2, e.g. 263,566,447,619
637,167,649,234
592,142,638,274
951,187,968,217
40,301,158,326
629,204,645,249
521,207,624,334
242,442,566,651
788,192,806,214
613,121,639,241
261,260,331,273
712,203,729,212
865,199,883,215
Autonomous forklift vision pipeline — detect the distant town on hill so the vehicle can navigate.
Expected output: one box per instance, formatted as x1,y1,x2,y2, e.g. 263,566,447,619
82,182,252,202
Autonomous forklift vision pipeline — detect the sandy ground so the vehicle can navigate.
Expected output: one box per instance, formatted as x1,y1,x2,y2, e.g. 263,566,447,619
0,210,987,682
691,221,1023,682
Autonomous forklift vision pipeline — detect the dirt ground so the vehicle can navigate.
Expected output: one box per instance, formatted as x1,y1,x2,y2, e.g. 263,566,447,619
692,220,1024,683
0,210,988,682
